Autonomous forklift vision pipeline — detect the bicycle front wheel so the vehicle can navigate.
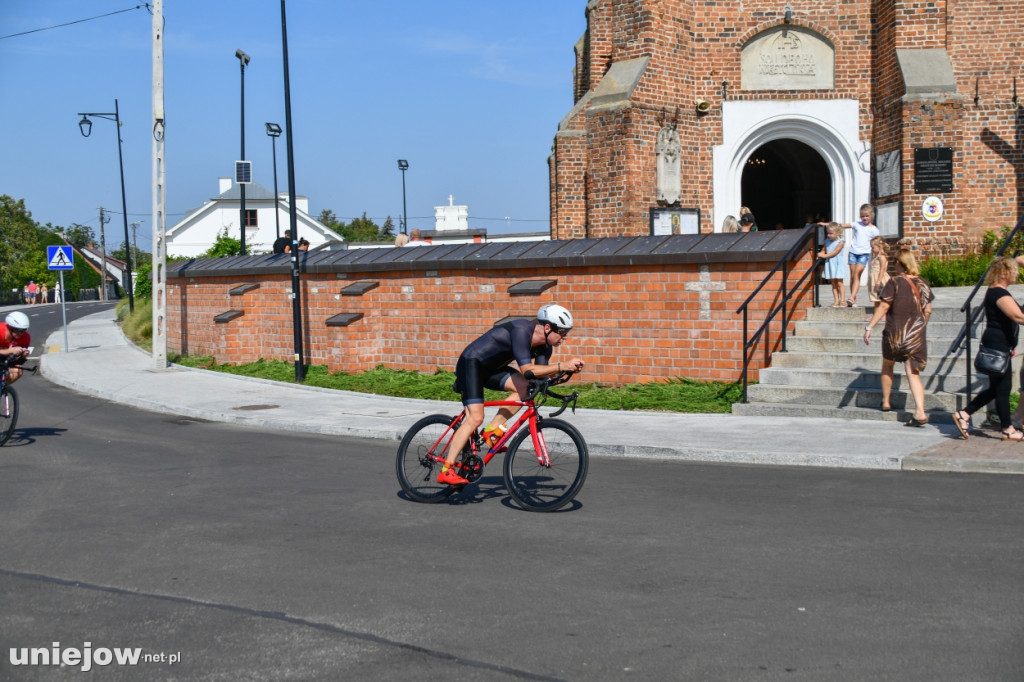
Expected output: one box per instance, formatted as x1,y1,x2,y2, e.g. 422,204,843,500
503,418,588,512
0,386,18,446
396,414,458,503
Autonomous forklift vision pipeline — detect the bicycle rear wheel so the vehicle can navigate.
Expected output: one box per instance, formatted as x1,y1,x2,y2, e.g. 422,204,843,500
502,418,588,512
0,386,18,447
396,414,459,503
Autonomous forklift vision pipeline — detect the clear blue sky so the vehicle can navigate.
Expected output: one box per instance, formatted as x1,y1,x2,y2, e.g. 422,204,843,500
0,1,585,248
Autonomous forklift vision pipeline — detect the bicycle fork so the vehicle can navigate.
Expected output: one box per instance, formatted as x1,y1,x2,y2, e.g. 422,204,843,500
532,427,552,467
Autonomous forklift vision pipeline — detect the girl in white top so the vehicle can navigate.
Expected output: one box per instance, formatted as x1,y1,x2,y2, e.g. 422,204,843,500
839,204,880,307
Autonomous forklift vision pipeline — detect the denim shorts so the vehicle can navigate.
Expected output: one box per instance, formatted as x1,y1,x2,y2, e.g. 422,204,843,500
848,252,870,266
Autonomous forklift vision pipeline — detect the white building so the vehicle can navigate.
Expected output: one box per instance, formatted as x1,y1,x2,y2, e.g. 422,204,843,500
166,178,340,257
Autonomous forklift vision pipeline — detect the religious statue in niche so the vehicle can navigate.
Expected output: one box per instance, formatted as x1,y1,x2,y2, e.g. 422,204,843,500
656,124,682,205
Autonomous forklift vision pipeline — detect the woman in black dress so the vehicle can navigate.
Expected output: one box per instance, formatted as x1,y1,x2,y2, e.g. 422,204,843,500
953,256,1024,440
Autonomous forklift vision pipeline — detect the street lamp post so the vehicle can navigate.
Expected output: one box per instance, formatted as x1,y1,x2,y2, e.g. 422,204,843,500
397,159,409,235
78,99,134,312
266,122,282,241
236,49,250,255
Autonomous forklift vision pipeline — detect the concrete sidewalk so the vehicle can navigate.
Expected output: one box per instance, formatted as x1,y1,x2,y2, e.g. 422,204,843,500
31,309,1024,475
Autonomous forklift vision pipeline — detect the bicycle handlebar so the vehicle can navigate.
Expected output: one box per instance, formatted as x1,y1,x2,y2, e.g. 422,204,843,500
522,370,579,417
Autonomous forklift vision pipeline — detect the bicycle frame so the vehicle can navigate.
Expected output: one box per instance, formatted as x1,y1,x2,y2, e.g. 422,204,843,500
449,397,552,467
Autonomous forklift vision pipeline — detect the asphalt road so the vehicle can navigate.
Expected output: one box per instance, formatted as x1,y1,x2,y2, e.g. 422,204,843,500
1,304,1022,680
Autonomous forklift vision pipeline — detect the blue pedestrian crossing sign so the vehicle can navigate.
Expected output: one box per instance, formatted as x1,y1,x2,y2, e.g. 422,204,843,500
47,245,74,270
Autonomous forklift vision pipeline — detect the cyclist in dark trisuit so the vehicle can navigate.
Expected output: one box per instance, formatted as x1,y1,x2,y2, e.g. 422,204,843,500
439,304,584,485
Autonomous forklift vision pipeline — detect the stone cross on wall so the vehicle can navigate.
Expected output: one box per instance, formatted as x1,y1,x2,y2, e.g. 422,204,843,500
656,124,682,205
684,264,726,320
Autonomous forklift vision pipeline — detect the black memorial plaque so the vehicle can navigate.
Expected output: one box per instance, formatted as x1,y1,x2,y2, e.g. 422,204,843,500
914,147,953,193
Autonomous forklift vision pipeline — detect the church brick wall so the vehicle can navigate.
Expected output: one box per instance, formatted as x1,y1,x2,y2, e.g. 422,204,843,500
552,0,1024,261
165,245,815,386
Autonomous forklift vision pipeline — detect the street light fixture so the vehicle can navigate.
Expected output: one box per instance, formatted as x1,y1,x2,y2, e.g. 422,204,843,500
77,99,134,312
266,122,283,241
236,49,251,255
397,159,409,235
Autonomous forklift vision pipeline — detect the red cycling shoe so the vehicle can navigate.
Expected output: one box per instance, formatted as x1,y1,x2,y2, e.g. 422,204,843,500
437,467,469,485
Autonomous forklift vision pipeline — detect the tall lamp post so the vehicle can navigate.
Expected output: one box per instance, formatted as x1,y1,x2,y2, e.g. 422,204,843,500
397,159,409,235
266,122,283,241
78,99,134,312
236,49,250,255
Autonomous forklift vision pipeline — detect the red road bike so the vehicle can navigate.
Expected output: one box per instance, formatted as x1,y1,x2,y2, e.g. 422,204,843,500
396,371,588,512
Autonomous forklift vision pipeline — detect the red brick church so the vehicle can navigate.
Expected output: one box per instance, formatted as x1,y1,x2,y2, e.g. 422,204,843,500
549,0,1023,257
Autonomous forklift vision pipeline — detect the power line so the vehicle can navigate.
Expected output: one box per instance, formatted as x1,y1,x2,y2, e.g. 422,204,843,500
0,4,147,41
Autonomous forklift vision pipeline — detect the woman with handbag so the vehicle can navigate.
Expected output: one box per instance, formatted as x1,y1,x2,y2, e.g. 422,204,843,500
864,248,934,426
952,256,1024,440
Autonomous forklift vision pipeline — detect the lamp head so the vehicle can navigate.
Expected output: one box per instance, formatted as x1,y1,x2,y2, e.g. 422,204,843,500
266,122,282,137
78,115,92,137
235,49,250,66
397,159,409,171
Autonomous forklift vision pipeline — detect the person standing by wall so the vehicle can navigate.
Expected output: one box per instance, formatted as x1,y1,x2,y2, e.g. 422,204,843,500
818,222,849,307
952,256,1024,440
862,248,934,425
408,228,426,246
838,204,879,307
867,236,890,317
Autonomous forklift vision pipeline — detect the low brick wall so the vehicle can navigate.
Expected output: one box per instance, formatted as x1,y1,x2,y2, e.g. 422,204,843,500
166,232,816,385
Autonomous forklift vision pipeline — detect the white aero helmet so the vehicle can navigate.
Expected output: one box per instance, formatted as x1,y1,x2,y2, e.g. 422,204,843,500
537,304,573,331
5,311,29,332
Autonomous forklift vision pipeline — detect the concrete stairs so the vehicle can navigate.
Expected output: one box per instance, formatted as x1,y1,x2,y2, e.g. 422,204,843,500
732,301,989,424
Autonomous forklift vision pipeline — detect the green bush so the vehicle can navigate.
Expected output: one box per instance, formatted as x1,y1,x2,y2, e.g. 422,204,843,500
919,252,991,287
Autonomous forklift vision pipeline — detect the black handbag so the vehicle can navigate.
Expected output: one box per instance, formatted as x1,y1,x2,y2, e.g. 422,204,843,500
975,344,1011,375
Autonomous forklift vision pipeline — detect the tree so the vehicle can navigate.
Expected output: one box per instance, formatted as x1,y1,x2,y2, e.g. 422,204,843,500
62,223,96,250
0,195,40,294
317,209,339,228
380,216,396,240
342,212,381,243
202,228,248,258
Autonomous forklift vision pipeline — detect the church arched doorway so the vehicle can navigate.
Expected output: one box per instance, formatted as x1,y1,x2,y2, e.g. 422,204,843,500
740,139,831,230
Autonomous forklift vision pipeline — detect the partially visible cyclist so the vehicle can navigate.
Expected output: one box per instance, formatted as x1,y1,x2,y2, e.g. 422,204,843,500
0,311,31,384
439,304,585,485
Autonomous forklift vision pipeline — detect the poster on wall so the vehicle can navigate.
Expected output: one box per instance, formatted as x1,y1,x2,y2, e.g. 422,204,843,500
650,207,701,236
876,201,902,239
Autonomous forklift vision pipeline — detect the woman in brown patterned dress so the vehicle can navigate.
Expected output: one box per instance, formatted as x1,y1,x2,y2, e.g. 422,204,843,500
863,248,934,426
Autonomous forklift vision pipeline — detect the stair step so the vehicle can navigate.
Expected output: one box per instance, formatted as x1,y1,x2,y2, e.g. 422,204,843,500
795,320,977,338
757,366,987,393
731,402,959,424
746,302,1002,422
805,305,973,323
785,336,974,354
744,384,962,411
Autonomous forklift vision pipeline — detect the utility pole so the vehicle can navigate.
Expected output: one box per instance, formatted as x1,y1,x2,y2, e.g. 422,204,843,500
98,206,109,301
151,0,167,370
130,221,141,270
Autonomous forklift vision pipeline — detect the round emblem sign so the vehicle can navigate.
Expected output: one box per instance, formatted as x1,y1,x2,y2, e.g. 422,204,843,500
922,195,944,222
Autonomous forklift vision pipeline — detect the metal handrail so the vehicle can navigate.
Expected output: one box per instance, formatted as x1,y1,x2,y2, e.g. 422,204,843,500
957,215,1024,405
736,224,822,402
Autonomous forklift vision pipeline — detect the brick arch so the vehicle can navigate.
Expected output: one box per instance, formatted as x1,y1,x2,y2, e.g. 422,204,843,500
735,19,840,50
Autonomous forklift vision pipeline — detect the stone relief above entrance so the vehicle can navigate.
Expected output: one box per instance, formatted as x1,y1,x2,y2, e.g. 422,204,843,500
740,26,835,91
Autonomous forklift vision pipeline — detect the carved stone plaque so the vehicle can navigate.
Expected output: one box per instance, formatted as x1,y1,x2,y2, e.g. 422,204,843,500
656,125,682,205
741,26,835,91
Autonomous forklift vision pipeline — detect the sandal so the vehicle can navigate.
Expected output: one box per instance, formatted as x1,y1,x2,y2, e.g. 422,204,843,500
846,298,855,307
953,410,971,439
905,417,928,428
1002,428,1024,442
